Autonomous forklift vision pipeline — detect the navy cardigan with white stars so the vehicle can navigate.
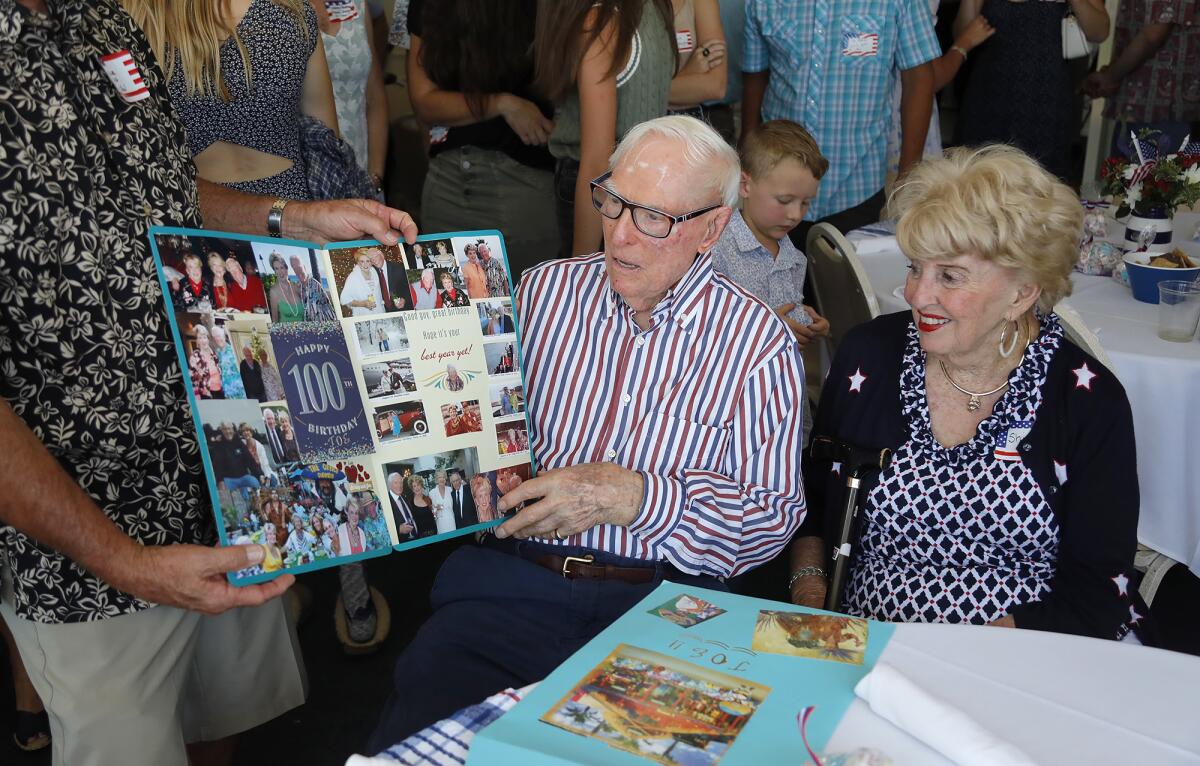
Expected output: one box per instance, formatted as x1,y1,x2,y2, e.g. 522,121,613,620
800,312,1144,640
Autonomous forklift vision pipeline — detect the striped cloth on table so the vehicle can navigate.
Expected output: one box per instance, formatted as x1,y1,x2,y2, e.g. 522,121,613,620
345,685,534,766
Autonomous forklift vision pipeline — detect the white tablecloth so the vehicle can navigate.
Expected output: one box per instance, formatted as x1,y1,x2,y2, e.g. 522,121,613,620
828,623,1200,764
849,214,1200,576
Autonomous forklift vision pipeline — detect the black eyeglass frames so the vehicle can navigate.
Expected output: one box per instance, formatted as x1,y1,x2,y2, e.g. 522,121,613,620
588,171,722,239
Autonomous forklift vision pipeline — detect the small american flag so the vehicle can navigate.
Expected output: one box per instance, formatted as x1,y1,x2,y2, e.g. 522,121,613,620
1129,160,1157,187
841,32,879,56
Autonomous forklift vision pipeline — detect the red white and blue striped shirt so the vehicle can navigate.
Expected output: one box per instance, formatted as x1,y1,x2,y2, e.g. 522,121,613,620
515,251,808,578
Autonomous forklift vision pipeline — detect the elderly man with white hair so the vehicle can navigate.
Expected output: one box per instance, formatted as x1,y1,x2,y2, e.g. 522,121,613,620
367,116,808,749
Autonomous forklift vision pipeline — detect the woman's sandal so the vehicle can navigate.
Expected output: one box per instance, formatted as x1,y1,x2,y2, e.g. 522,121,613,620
13,709,50,752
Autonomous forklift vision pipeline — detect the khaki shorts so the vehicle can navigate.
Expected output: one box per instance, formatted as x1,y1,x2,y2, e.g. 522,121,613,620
1,560,307,766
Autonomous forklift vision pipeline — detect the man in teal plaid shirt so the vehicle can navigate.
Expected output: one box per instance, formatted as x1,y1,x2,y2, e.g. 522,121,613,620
742,0,939,244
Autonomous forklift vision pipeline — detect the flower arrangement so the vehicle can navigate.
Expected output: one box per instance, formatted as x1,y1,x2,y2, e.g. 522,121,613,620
1101,133,1200,219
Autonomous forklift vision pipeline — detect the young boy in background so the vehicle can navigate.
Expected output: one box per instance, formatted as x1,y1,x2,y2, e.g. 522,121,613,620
712,120,830,348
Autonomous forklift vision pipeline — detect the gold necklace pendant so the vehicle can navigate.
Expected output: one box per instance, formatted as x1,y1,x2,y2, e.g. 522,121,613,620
938,359,1008,412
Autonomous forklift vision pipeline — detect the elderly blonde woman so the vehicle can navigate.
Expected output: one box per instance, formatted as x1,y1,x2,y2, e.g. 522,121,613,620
210,325,246,399
789,145,1142,640
339,248,386,317
187,324,223,399
169,253,213,311
428,469,455,535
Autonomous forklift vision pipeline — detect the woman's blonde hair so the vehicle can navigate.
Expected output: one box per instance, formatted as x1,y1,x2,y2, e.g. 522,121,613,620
121,0,308,99
887,145,1082,313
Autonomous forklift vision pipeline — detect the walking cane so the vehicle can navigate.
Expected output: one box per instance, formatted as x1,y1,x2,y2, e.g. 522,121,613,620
807,436,893,613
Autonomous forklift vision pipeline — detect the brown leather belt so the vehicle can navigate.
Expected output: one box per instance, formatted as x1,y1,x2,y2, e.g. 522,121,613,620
528,552,656,584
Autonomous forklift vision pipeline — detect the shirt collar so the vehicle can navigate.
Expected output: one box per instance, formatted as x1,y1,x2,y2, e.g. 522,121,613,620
603,249,713,333
727,209,805,271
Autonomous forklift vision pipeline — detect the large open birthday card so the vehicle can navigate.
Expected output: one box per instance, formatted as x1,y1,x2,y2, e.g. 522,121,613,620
148,226,532,583
470,582,895,765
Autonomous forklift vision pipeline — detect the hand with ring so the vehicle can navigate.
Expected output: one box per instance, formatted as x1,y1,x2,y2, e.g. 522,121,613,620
494,463,645,540
695,39,726,72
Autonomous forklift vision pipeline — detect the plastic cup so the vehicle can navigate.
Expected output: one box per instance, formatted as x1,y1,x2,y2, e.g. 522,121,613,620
1157,280,1200,342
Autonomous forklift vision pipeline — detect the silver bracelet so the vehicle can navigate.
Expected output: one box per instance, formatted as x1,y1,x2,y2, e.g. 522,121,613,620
951,45,969,61
267,197,289,238
788,566,827,588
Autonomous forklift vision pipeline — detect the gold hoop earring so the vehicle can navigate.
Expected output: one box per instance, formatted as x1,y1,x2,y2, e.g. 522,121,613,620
999,319,1020,357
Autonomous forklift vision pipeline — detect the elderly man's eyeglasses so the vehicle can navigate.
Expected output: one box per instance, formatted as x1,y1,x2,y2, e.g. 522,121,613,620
589,171,722,239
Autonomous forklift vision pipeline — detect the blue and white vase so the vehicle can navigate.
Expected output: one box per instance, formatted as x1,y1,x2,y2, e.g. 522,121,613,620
1124,207,1174,255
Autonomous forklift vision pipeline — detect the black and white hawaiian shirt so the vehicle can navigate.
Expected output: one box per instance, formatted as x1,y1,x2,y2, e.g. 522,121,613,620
0,0,212,623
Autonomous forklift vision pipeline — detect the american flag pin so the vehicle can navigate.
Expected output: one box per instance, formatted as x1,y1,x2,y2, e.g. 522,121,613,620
99,50,151,104
324,0,360,23
841,32,879,57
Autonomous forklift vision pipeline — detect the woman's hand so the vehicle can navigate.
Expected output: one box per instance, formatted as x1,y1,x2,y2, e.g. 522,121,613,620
690,39,727,73
496,93,555,146
790,575,827,609
955,14,995,52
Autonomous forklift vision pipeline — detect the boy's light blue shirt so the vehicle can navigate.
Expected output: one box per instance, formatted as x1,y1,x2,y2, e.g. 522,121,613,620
711,209,812,326
743,0,940,220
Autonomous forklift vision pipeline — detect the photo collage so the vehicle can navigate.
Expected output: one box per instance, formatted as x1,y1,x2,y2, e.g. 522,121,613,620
153,229,533,581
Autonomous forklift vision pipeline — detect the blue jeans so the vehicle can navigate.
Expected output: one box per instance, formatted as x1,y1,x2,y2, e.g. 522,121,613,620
365,541,726,753
223,474,261,498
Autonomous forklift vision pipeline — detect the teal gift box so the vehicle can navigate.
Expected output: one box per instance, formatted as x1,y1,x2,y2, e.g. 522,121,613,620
470,582,895,765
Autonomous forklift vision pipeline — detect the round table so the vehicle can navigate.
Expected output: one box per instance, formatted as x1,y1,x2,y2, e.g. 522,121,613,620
849,214,1200,576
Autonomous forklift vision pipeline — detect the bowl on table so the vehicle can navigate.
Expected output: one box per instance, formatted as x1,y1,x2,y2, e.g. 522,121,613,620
1123,252,1200,303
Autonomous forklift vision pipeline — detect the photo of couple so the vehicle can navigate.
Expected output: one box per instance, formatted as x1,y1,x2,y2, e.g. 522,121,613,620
489,384,524,417
478,301,515,336
441,400,483,437
407,267,470,310
454,236,510,301
354,316,410,359
254,242,338,324
496,425,529,456
363,359,416,400
331,244,413,318
406,239,457,272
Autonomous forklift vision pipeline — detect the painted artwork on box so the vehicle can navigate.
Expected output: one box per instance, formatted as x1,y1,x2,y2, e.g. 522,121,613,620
541,644,769,765
751,611,868,665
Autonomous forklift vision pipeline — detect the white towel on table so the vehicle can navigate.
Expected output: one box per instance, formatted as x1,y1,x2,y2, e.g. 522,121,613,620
854,663,1038,766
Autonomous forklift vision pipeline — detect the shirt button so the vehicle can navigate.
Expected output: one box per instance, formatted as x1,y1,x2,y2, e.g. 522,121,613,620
462,160,472,169
622,394,631,404
607,449,617,459
635,337,645,347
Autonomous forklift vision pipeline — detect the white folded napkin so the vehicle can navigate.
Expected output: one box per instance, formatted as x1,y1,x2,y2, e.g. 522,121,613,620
849,235,899,257
854,663,1038,766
